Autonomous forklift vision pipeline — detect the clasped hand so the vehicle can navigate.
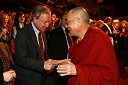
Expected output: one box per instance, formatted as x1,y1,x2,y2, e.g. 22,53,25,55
44,59,77,76
3,70,16,82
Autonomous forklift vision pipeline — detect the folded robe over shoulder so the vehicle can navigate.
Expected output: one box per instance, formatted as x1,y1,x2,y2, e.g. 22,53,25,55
68,27,119,85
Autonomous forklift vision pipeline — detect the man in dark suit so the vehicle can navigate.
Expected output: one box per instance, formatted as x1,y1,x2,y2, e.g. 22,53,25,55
112,19,121,59
46,12,73,85
101,17,114,45
14,5,54,85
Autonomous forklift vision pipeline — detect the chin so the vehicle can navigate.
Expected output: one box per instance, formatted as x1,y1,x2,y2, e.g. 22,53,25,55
40,30,45,33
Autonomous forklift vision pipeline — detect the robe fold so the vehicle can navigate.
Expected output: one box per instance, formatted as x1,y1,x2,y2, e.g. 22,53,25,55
68,27,119,85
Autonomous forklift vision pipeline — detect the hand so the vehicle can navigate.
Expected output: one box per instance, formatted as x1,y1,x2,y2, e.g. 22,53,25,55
44,59,55,70
57,60,76,76
3,70,16,82
52,59,71,65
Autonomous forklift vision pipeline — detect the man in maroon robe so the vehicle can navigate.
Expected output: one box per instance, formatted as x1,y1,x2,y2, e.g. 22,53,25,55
57,7,119,85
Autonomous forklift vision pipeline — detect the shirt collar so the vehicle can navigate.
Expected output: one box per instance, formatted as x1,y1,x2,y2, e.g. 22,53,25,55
31,21,40,34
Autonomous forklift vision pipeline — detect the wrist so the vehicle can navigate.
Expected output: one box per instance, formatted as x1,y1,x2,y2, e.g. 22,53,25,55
43,61,46,69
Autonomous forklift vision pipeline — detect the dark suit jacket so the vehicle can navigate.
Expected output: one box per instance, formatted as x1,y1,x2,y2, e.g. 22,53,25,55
14,23,49,85
102,24,114,37
48,26,69,60
112,28,121,59
123,36,128,67
46,26,69,85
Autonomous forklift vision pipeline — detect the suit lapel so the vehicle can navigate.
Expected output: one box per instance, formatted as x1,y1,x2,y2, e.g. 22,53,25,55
27,23,42,59
29,23,49,60
31,32,49,60
31,36,41,57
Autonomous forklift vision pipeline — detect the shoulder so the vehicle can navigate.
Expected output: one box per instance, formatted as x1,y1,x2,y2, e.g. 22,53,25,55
53,26,62,32
50,26,63,34
15,23,34,40
18,23,33,35
87,27,110,43
102,24,108,30
88,27,105,36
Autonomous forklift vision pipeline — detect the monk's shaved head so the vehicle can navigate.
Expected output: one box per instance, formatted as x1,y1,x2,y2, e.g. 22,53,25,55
66,7,90,38
68,7,90,24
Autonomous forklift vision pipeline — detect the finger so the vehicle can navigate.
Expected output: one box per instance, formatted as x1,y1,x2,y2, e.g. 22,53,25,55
8,70,15,73
57,65,67,69
65,59,72,64
57,66,67,74
60,73,68,76
12,73,16,78
56,60,67,65
57,69,67,76
57,68,67,73
47,59,52,64
59,72,68,76
52,60,59,65
59,60,70,65
51,64,55,69
9,77,13,82
57,70,67,74
66,58,71,62
57,67,67,71
45,59,52,65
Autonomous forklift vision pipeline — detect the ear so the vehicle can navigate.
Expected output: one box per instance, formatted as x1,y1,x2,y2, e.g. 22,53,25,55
33,17,37,24
76,18,82,27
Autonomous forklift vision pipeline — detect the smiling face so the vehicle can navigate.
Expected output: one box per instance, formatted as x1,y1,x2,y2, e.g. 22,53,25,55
66,7,90,39
66,11,82,37
66,18,78,36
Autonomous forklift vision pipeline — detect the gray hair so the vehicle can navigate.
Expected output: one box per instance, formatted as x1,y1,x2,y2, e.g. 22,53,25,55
32,5,51,19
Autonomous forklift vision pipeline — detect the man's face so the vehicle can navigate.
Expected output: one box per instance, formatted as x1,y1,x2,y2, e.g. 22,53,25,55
66,13,79,36
34,14,51,33
113,22,120,30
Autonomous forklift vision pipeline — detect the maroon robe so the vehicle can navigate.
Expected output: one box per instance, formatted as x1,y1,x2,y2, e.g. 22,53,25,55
68,27,119,85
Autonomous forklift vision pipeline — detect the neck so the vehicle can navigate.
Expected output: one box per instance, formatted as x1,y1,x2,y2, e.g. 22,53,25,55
78,35,84,41
78,25,90,41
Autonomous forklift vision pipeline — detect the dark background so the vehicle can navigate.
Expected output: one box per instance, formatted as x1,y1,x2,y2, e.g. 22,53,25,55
0,0,128,19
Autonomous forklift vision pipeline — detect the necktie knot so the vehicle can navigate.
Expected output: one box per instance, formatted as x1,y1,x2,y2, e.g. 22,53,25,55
38,32,42,37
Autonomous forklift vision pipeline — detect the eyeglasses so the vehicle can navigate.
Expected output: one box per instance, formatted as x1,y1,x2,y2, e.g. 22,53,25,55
38,19,51,26
66,19,75,25
66,18,79,25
